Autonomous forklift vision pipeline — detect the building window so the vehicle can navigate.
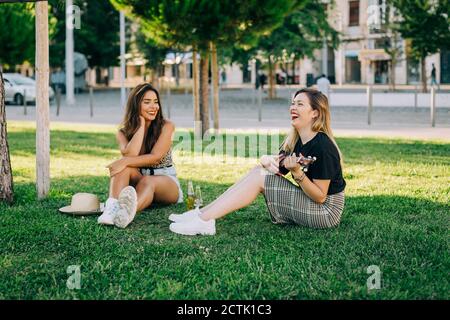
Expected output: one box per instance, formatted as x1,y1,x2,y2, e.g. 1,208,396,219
349,1,360,26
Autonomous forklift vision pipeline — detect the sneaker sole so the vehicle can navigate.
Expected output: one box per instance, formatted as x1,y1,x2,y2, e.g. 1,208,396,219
169,223,216,236
114,186,137,228
97,218,114,226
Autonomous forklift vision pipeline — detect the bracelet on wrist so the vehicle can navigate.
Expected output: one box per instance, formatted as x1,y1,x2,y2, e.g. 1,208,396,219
293,171,306,183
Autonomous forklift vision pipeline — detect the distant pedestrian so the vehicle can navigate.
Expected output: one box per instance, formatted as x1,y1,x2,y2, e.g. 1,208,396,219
259,73,267,90
316,74,330,99
431,63,439,90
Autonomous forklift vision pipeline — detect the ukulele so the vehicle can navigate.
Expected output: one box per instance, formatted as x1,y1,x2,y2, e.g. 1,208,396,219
278,153,317,175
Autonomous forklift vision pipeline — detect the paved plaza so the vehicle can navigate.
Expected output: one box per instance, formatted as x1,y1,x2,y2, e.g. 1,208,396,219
5,87,450,140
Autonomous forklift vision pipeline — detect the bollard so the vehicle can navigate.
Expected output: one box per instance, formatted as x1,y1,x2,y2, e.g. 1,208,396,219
430,87,436,127
252,87,256,106
414,85,418,112
89,86,94,118
23,89,27,115
56,87,61,116
367,85,373,125
258,86,262,122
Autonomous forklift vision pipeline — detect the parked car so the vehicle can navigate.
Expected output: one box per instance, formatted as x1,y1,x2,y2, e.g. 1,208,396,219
50,52,89,94
3,73,55,105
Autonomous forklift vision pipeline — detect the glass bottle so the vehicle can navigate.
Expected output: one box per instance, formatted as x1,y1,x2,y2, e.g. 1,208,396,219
186,180,195,210
194,185,203,209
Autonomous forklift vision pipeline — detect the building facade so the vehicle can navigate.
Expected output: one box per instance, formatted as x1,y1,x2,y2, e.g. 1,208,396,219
222,0,449,87
299,0,448,86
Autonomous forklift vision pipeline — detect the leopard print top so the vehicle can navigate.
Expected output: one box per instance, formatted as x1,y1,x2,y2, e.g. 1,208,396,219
148,147,173,169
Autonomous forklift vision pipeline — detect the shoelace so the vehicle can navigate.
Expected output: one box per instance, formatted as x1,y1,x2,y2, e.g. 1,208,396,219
105,202,121,216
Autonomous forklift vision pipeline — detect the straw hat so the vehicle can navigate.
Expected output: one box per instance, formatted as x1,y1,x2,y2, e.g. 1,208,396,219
59,193,104,215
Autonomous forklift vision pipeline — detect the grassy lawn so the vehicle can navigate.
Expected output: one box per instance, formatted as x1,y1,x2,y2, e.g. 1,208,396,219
0,121,449,299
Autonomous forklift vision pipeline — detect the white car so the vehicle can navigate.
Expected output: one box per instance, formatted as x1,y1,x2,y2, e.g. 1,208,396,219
3,73,55,105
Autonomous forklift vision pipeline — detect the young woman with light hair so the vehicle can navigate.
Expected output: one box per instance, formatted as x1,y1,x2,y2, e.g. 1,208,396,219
169,88,346,235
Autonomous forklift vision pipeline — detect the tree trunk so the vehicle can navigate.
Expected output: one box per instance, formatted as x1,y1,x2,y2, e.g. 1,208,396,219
210,42,219,130
421,57,427,93
151,69,158,88
174,52,180,87
176,64,180,87
284,62,288,86
292,58,296,84
268,55,276,99
192,49,200,137
199,51,210,135
390,60,396,92
36,1,50,199
0,70,14,204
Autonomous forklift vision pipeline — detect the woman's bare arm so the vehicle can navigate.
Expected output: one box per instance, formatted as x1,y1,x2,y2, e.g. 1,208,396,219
291,170,330,204
117,117,146,157
122,121,175,167
283,154,330,204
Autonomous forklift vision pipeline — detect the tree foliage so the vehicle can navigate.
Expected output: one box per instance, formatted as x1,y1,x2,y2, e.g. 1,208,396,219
48,0,120,68
0,2,35,70
111,0,298,52
389,0,449,91
389,0,449,60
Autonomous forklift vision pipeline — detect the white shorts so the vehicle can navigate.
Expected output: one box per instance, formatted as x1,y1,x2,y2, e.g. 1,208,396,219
139,166,184,204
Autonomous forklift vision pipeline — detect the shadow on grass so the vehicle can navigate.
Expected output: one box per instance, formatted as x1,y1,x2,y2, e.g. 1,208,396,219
0,174,449,299
4,174,449,230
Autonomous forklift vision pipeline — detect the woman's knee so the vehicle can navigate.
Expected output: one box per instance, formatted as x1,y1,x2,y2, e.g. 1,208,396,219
138,176,156,191
115,166,134,177
250,165,266,177
249,165,266,191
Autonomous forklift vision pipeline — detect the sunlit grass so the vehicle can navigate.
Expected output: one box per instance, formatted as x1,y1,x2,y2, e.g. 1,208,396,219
0,121,448,299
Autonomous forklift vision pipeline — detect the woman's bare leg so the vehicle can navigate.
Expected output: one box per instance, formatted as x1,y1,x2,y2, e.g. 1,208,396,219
134,175,179,212
200,166,260,212
199,166,267,221
109,167,142,198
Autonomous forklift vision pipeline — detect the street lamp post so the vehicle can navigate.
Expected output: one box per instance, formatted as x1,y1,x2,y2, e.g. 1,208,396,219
65,0,75,106
120,11,126,108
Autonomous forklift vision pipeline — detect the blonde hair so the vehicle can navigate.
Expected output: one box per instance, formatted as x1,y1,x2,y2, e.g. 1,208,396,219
282,88,343,164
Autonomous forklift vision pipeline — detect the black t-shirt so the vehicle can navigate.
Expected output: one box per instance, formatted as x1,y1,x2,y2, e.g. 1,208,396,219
279,132,346,195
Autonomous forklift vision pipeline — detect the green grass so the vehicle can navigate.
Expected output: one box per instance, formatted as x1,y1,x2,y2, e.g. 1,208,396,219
0,121,449,299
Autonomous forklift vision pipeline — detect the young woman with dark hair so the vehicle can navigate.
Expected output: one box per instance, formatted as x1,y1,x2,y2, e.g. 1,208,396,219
98,83,183,228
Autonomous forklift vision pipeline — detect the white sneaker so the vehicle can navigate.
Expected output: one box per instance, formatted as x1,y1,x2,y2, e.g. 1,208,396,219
97,198,120,225
168,208,199,222
169,208,216,236
113,186,138,229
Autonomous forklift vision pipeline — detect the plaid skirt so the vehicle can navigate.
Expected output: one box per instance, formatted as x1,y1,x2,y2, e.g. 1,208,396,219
263,174,345,228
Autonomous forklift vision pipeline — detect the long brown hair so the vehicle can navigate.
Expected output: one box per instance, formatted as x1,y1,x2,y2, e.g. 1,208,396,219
282,88,343,164
120,83,165,154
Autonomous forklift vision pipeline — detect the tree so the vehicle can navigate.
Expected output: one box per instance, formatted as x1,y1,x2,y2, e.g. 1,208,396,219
111,0,297,135
257,0,339,98
0,69,14,204
135,27,169,87
0,2,35,70
382,30,403,91
390,0,450,92
368,2,403,91
48,0,120,71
